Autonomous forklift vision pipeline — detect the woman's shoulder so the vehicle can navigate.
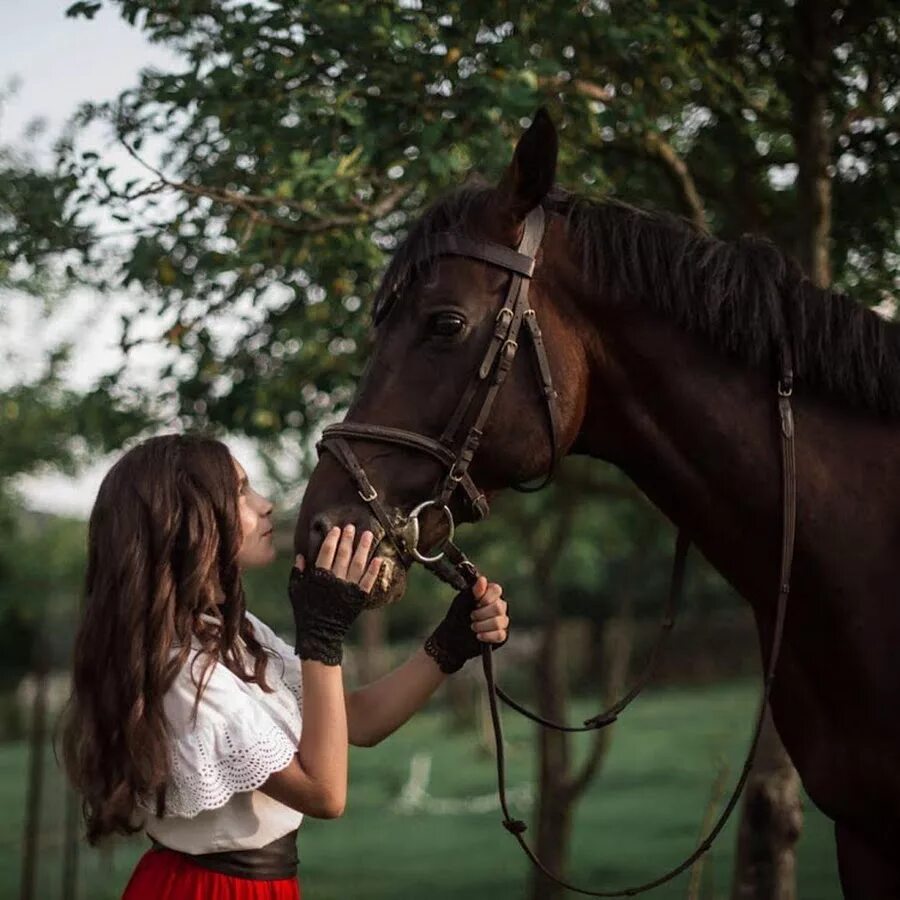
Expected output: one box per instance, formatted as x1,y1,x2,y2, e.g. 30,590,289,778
244,610,302,709
244,609,295,659
162,611,301,735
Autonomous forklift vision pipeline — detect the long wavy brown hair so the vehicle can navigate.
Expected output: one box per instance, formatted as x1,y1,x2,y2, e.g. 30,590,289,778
58,433,275,845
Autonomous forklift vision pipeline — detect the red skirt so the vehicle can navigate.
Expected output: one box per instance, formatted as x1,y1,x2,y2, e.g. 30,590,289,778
122,848,302,900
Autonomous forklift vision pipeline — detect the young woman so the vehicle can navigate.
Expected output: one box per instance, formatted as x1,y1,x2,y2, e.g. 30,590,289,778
59,433,510,899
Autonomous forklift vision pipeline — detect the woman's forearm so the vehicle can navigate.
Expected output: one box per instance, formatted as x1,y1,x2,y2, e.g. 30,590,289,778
297,659,348,807
259,658,348,817
347,648,447,747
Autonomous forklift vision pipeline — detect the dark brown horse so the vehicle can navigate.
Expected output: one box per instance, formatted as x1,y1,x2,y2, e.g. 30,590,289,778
295,111,900,897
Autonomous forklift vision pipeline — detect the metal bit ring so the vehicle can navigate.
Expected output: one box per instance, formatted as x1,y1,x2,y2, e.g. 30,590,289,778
406,500,455,563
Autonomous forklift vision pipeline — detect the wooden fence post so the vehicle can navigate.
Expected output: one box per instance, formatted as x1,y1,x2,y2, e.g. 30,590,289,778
19,656,48,900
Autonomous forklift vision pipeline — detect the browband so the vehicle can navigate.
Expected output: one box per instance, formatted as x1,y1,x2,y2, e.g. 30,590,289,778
423,234,537,277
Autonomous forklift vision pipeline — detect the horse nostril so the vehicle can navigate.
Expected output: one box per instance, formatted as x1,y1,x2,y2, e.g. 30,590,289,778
310,514,335,546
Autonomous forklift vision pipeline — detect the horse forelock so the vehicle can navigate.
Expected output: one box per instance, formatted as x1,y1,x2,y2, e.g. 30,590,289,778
372,182,496,325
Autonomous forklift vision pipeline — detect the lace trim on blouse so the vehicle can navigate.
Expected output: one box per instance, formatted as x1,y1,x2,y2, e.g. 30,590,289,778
162,717,297,819
138,612,303,820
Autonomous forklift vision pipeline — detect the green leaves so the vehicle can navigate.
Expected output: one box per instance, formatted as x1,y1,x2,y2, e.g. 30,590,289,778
2,0,897,488
65,1,103,20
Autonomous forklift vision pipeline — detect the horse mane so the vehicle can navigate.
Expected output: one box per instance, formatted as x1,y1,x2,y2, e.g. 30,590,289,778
374,183,900,419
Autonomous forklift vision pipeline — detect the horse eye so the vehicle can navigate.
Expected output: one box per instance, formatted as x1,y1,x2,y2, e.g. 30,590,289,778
428,312,466,337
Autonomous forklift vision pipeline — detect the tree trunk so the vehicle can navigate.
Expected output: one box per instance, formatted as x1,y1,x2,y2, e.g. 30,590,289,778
730,5,834,895
529,616,573,900
730,708,803,900
528,607,634,900
791,0,833,288
19,662,47,900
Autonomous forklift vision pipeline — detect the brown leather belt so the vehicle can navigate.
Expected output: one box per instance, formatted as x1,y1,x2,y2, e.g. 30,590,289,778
150,828,298,881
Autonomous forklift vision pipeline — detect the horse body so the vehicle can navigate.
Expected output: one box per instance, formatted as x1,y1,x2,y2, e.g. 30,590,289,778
295,111,900,894
574,294,900,842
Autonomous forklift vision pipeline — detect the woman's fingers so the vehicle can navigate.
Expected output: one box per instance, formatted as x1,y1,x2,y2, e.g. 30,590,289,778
316,526,341,570
469,579,508,643
358,556,383,595
347,530,374,584
294,553,306,572
471,598,507,622
476,629,507,644
472,615,510,634
471,583,503,617
316,523,377,584
331,524,356,578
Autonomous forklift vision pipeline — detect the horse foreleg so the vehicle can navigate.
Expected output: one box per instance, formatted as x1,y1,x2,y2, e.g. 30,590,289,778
835,821,900,899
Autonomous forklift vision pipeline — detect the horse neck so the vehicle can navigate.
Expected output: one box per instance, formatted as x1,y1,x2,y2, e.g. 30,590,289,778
573,297,837,613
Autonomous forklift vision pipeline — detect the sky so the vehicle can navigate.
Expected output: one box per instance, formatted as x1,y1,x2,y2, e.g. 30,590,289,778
1,0,268,517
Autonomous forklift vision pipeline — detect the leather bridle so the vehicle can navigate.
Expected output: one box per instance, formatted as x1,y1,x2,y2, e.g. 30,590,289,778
315,205,797,897
318,205,558,574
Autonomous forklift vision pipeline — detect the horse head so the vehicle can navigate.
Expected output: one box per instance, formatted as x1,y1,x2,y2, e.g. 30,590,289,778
294,110,589,605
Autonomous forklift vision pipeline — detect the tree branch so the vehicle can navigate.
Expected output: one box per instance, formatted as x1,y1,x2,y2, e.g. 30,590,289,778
538,75,615,105
643,131,709,232
115,133,412,237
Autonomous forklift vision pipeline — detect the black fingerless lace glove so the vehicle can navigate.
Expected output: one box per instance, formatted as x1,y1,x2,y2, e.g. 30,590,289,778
288,566,368,665
424,586,507,674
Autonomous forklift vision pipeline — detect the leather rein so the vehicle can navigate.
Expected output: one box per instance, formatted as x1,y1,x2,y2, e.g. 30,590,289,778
316,205,798,896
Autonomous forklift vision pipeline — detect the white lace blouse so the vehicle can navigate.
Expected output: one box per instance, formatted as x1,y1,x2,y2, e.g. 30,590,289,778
138,609,304,854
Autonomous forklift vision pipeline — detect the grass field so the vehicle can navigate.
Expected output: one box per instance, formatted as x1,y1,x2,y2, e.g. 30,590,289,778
0,679,840,899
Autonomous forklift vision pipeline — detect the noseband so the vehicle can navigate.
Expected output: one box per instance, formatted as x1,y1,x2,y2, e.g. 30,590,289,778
317,205,559,569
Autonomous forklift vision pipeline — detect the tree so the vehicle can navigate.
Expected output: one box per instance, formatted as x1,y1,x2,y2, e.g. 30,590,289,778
0,89,151,672
42,0,899,464
0,81,153,481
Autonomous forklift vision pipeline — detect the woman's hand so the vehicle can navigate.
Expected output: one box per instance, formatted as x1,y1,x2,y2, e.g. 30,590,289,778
423,574,511,674
296,523,382,593
289,524,383,664
469,575,509,645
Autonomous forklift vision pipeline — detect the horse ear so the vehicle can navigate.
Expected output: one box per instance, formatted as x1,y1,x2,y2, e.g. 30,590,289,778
497,108,558,221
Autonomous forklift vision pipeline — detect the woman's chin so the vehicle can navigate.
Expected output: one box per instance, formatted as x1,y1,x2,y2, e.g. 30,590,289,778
238,545,278,569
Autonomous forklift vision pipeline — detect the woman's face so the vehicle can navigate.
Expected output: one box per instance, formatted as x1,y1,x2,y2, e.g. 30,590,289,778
234,458,276,569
